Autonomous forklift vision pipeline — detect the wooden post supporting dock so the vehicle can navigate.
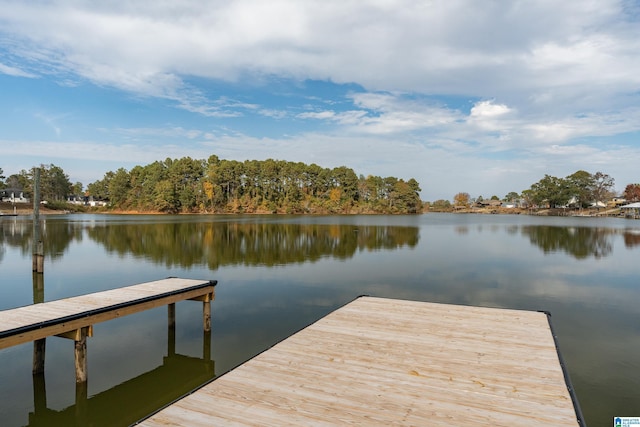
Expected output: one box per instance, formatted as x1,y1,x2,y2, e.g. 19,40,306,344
32,271,46,375
32,340,46,374
202,294,212,332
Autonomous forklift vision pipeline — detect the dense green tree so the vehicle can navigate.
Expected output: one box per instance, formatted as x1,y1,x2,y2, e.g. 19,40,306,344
153,180,178,212
108,168,132,206
504,192,520,202
87,171,113,200
169,157,205,211
71,182,83,196
38,164,73,201
527,175,572,208
392,179,422,213
527,170,617,209
566,170,594,208
364,175,384,202
332,166,359,202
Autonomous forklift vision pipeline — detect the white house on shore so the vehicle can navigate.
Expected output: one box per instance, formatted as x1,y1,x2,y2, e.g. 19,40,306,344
1,188,29,203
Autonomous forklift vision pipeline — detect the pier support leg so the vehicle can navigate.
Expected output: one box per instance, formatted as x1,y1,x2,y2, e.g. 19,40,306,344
32,272,46,374
203,329,212,362
75,379,88,424
32,241,44,273
168,303,176,357
32,339,46,374
74,327,89,384
32,370,47,415
56,326,93,385
203,298,211,332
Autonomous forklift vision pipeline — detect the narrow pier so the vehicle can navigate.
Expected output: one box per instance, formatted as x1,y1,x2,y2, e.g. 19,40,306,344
0,277,216,384
139,296,583,426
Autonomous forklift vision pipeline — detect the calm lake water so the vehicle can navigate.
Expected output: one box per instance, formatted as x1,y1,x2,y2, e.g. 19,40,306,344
1,213,639,426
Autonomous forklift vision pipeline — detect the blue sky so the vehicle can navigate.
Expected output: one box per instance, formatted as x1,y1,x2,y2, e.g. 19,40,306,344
1,0,639,201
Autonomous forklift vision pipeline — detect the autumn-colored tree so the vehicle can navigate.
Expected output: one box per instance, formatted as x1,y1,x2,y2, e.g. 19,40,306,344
453,192,470,207
623,184,640,202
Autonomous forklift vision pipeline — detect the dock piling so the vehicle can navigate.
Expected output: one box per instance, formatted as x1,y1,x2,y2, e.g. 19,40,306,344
168,303,176,357
203,298,211,332
73,327,90,384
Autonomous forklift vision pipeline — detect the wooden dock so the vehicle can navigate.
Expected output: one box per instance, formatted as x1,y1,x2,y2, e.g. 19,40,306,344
0,277,216,384
139,296,583,426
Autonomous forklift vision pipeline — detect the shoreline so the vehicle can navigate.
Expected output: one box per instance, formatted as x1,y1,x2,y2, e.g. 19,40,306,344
1,201,626,218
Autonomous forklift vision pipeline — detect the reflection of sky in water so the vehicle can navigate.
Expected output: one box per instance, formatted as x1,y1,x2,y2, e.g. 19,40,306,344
0,214,639,426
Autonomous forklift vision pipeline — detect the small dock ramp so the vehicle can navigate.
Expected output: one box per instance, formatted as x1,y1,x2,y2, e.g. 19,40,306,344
139,296,583,426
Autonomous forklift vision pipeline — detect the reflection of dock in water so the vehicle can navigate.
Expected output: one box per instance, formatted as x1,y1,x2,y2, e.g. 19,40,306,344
27,352,215,427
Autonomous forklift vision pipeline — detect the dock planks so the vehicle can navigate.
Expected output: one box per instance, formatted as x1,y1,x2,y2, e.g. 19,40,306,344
140,296,581,426
0,277,215,350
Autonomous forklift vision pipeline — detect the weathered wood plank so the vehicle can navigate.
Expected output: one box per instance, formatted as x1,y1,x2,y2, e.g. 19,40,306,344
140,296,580,427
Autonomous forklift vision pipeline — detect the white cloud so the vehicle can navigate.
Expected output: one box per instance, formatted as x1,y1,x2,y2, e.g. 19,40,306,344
114,127,203,140
1,1,639,199
259,109,288,119
0,62,37,78
298,92,461,134
470,101,511,118
297,111,336,120
2,1,638,102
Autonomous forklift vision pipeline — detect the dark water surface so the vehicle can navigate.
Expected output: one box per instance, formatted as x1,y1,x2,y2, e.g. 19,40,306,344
1,213,638,426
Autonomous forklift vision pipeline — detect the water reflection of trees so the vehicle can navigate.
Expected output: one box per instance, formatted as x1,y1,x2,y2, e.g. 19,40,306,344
86,222,419,269
0,218,82,261
521,226,613,259
623,230,640,248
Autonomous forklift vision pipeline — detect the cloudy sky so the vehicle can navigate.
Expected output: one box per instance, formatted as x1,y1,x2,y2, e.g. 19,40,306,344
1,0,639,201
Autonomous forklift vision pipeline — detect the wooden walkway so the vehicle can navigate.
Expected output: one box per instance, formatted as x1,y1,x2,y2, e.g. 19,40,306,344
139,296,583,426
0,277,216,350
0,277,215,386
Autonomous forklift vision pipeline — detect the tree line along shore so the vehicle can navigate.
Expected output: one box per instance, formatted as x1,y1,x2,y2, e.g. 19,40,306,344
1,156,423,215
2,162,639,216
